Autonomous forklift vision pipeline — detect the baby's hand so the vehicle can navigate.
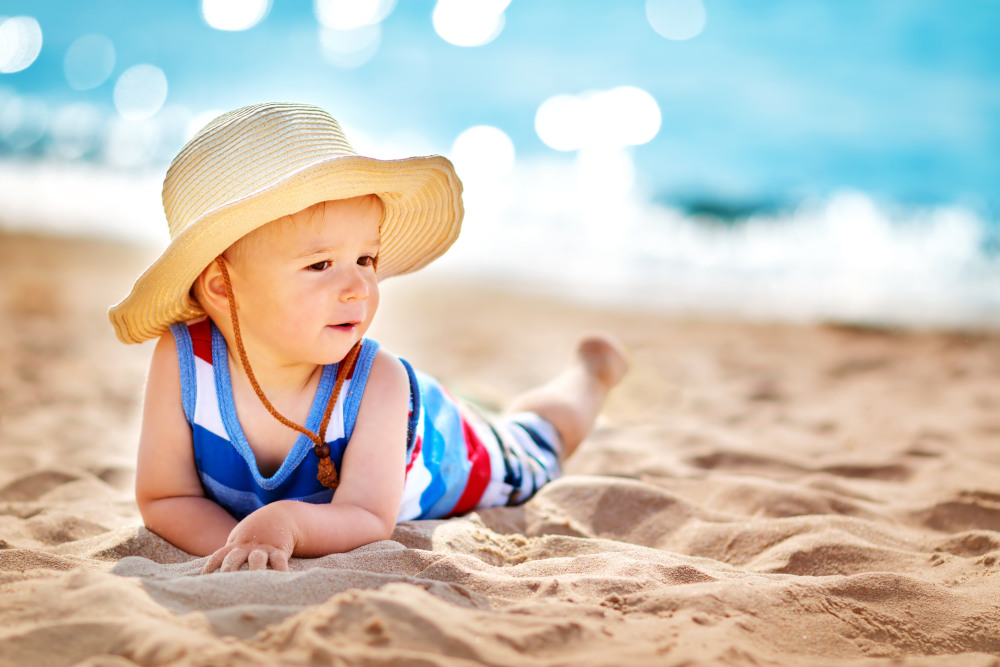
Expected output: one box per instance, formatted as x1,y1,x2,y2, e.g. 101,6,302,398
201,503,296,573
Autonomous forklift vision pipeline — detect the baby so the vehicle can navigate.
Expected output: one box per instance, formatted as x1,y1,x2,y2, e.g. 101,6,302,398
109,103,627,572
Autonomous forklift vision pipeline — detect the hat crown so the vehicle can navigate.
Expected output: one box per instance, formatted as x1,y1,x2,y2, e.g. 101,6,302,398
162,103,357,239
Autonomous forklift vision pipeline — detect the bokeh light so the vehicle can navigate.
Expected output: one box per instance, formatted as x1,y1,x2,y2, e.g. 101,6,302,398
63,34,116,91
314,0,395,30
50,103,103,159
103,116,160,168
201,0,271,31
646,0,707,41
576,146,636,200
319,24,381,68
432,0,511,47
450,125,515,183
0,95,48,149
152,105,197,162
535,86,661,151
0,16,43,73
534,95,585,152
113,64,168,121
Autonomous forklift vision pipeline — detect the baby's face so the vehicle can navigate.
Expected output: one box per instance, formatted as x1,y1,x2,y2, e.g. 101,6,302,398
222,195,382,366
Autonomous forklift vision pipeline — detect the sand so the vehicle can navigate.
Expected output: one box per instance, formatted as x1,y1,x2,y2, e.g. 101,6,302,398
1,231,999,667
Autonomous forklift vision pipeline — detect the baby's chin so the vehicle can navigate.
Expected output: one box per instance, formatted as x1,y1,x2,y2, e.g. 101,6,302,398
312,328,366,364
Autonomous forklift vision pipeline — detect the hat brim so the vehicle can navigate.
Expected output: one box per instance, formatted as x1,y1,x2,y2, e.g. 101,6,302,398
109,153,462,344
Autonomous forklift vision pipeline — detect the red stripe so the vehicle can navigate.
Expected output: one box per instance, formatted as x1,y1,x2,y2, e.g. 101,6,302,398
189,319,213,364
405,434,422,476
450,416,492,516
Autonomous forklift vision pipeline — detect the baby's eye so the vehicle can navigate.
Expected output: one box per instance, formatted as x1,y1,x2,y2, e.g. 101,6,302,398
307,260,331,271
358,255,377,268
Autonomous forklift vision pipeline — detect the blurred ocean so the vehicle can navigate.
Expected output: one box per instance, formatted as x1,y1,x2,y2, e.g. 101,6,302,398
0,1,997,328
2,155,996,329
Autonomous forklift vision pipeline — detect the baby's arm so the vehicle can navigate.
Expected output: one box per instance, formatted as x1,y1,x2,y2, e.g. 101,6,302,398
202,349,410,572
135,334,238,555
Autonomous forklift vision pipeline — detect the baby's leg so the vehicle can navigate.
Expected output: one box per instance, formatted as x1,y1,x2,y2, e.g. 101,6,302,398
504,334,628,458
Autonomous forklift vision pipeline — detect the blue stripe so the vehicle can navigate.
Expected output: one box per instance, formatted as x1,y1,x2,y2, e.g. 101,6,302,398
210,323,336,489
169,323,196,423
508,423,550,493
199,467,335,520
415,371,471,519
519,421,560,457
199,471,264,518
192,423,336,519
399,358,421,462
488,421,523,495
342,339,379,442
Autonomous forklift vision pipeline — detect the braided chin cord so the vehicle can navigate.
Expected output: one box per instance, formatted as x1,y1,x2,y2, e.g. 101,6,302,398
216,257,360,490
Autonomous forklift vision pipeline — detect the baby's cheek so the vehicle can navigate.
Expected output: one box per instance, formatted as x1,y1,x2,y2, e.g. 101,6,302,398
363,288,380,329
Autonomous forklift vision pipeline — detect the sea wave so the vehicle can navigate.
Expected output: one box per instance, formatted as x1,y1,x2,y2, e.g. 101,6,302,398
1,157,996,329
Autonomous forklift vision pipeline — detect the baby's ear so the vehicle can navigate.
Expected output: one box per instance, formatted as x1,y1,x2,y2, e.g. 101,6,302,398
192,259,228,313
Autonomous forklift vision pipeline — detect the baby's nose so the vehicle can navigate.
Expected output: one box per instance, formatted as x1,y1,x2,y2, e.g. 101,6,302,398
340,268,369,301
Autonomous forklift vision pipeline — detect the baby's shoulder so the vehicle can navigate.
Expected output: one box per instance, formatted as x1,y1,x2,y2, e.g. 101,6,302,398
146,320,211,397
359,347,410,406
145,330,183,397
366,347,408,385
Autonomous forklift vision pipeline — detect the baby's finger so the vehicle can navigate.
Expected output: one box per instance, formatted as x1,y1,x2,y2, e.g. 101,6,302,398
202,549,228,574
269,550,290,572
220,547,249,572
247,549,269,571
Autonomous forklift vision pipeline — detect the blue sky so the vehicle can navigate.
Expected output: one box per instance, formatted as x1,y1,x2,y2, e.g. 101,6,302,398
2,0,998,211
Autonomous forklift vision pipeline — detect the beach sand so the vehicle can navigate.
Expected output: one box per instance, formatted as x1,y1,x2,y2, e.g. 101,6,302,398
1,232,999,666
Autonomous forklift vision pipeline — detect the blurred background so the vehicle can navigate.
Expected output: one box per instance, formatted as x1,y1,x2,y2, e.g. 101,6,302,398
0,0,997,327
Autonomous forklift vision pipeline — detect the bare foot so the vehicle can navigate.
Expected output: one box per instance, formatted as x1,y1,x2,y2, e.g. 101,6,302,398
504,333,629,457
577,333,629,390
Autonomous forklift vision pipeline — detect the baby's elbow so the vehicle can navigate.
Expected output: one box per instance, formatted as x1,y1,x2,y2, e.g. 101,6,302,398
373,512,398,542
380,519,398,541
135,492,182,536
136,499,167,538
135,494,155,524
135,497,168,535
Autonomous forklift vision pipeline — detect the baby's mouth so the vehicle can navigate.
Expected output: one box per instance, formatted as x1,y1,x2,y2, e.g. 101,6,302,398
329,321,359,331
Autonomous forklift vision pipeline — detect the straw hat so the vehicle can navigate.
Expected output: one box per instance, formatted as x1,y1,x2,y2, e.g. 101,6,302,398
109,102,463,344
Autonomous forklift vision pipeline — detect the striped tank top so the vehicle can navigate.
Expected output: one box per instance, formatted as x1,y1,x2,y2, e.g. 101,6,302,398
170,320,562,522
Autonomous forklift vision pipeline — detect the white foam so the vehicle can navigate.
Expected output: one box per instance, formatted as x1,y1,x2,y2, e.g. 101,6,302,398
0,159,168,246
1,156,996,329
432,156,1000,329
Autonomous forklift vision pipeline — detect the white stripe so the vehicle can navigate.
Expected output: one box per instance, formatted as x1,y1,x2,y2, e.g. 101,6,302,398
327,378,349,440
513,426,555,493
193,356,228,439
466,409,512,509
397,437,432,521
194,358,352,444
514,412,564,459
506,415,561,490
397,409,431,520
